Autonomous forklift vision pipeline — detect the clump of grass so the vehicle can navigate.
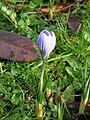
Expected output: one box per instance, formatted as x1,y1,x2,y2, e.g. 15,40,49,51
0,0,90,120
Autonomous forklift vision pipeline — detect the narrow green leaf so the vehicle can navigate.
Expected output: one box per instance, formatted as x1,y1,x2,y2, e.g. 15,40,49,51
61,85,75,101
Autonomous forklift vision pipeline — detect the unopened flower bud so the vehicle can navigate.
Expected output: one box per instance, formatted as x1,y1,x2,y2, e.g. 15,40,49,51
38,30,56,60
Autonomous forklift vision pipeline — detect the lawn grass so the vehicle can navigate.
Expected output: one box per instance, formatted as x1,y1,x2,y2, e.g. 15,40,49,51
0,0,90,120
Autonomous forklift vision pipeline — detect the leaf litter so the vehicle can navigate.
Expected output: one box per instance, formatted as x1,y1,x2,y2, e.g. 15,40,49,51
0,30,37,62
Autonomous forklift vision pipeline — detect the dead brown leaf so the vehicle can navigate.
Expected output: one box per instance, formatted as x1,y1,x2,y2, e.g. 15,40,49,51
38,3,73,13
0,30,37,62
68,14,82,32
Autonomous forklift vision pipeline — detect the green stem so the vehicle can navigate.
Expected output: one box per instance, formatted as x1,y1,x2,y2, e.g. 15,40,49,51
57,103,65,120
36,60,46,119
40,60,45,93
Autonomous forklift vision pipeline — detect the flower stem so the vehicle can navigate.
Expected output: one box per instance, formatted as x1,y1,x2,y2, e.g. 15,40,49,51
40,60,45,93
36,60,46,119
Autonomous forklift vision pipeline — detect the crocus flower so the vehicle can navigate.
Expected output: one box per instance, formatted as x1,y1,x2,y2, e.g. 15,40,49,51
38,30,56,60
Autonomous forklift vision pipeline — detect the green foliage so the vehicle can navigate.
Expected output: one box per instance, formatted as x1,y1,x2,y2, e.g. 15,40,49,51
79,75,90,114
0,1,17,28
61,85,75,101
0,0,90,119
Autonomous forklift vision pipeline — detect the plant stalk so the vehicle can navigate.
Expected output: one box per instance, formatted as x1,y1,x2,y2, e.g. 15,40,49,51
36,60,46,119
40,60,45,93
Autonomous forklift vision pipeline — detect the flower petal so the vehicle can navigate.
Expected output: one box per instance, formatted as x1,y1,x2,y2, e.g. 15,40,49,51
38,30,56,59
43,30,49,36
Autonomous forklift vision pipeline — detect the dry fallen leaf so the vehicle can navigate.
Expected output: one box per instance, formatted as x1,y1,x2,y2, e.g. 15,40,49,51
68,14,82,32
0,30,37,62
38,3,73,13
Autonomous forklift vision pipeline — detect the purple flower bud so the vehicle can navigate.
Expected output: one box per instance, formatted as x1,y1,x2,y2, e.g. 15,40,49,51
38,30,56,60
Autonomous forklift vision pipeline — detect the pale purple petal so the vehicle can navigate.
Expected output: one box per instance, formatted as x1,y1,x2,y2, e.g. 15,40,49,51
38,30,56,59
43,30,49,36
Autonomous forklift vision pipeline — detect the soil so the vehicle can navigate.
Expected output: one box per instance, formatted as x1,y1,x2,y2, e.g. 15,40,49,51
64,91,90,120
